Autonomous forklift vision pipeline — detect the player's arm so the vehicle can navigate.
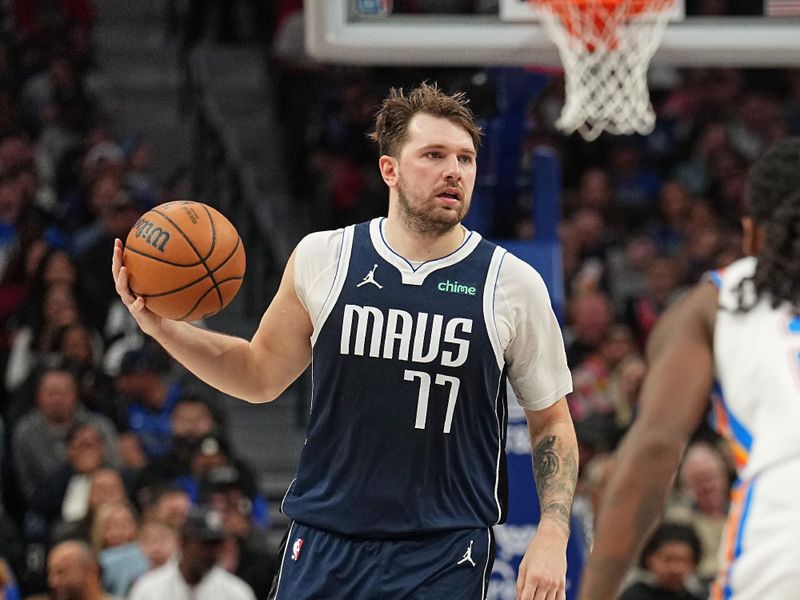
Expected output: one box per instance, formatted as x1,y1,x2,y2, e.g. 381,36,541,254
578,282,717,600
113,239,312,403
516,397,578,600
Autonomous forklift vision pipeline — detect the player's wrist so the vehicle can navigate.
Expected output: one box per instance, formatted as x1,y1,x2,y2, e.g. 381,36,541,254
535,518,571,546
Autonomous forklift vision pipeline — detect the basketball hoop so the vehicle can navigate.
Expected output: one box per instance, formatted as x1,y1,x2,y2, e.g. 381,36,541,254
528,0,675,141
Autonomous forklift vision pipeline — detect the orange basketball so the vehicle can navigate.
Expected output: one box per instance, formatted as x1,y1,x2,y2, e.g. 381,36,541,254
122,200,246,321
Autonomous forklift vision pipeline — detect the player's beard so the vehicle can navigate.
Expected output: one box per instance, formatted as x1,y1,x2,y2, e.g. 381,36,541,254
396,177,469,236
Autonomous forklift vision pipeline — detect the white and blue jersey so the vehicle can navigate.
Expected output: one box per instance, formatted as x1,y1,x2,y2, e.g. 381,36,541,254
707,257,800,599
281,218,572,538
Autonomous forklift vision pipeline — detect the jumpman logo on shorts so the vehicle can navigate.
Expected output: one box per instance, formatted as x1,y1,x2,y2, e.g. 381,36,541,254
357,264,383,289
457,540,476,567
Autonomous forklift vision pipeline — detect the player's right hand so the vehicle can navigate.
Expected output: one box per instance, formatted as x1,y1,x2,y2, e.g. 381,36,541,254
112,238,166,336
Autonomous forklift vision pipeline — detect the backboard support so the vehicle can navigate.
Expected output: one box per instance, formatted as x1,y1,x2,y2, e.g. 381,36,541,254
305,0,800,67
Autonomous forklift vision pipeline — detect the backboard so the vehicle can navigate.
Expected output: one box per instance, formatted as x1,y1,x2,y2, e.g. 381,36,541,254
305,0,800,66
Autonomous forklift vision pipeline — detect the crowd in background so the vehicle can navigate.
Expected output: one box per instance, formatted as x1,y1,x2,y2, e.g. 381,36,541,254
1,0,798,598
0,2,274,598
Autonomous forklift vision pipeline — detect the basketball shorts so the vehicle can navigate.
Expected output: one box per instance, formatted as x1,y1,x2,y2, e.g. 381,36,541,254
711,464,800,599
269,522,494,599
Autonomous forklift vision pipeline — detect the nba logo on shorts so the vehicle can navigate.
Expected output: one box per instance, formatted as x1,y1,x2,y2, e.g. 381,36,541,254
356,0,392,16
291,538,304,561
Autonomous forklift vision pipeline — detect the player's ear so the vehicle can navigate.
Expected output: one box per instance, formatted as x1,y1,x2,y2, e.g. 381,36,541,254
741,216,764,256
378,155,399,188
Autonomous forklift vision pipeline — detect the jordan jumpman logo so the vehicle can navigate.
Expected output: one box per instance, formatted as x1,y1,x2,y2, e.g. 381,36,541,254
457,540,476,567
357,264,383,289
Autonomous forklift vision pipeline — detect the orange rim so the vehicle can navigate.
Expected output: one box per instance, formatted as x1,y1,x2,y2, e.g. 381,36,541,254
529,0,674,47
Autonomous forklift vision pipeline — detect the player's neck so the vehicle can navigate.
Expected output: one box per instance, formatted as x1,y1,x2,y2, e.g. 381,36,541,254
383,216,466,262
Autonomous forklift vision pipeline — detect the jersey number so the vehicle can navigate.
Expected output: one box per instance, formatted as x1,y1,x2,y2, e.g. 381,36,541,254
404,370,460,433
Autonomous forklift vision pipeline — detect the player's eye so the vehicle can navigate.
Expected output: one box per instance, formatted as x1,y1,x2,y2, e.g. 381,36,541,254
459,155,473,164
426,151,442,159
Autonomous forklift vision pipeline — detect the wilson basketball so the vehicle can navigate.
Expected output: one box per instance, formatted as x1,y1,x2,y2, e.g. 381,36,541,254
122,200,246,321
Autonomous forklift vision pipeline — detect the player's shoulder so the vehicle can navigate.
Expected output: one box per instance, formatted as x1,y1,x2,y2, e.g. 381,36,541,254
704,256,756,290
297,227,347,257
489,242,548,291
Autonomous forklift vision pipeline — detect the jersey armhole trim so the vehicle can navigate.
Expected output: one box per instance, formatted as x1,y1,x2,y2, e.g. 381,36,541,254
484,248,507,371
311,226,354,346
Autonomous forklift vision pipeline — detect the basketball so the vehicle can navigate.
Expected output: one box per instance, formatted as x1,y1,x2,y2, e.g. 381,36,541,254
122,200,246,321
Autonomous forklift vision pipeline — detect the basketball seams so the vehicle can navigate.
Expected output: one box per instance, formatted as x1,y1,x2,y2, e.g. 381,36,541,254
152,204,223,308
177,279,243,321
197,203,218,261
130,237,243,300
124,201,244,321
176,283,225,321
151,206,211,263
124,245,205,268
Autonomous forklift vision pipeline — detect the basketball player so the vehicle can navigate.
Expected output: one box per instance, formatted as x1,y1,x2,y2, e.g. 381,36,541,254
579,137,800,600
112,83,578,599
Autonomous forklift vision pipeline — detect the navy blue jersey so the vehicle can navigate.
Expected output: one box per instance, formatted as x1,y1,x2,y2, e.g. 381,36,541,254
282,221,509,536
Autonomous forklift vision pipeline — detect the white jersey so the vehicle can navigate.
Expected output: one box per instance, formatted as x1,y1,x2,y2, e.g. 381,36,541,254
710,256,800,600
712,256,800,479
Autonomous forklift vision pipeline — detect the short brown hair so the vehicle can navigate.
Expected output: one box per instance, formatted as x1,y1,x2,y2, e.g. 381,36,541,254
370,82,482,157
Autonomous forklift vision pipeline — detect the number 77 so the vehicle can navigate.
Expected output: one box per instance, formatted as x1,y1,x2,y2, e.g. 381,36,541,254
404,370,461,433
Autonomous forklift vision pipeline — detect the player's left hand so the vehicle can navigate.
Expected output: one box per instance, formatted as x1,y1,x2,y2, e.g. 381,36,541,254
516,524,568,600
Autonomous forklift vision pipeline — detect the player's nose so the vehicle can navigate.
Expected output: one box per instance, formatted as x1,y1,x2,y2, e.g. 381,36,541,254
441,154,461,180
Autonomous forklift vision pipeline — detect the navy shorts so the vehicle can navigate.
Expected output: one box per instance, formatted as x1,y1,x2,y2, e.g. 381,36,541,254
269,522,495,599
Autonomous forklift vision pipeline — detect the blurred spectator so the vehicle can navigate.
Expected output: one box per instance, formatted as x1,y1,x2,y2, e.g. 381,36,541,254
648,179,691,255
11,366,120,501
173,433,265,531
26,422,110,540
138,519,178,570
666,442,730,585
624,255,685,348
132,394,220,507
91,500,149,597
73,188,142,333
568,323,636,424
51,322,121,425
33,540,121,600
200,465,272,598
606,234,657,314
141,486,192,532
560,207,609,295
564,291,613,368
113,346,183,462
123,139,159,206
209,473,275,598
4,246,81,396
128,505,256,600
619,522,704,600
609,139,662,228
52,467,130,543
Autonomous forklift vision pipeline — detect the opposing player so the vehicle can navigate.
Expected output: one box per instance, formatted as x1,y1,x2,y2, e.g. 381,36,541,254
112,83,577,599
579,137,800,600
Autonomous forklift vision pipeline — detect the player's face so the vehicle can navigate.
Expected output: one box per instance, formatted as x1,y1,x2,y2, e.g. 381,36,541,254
393,113,477,235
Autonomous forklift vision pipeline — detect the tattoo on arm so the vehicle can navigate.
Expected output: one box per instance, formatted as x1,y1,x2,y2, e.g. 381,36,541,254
532,435,578,535
533,436,559,480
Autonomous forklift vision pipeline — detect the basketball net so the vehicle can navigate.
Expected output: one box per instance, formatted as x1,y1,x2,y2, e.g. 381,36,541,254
529,0,674,141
